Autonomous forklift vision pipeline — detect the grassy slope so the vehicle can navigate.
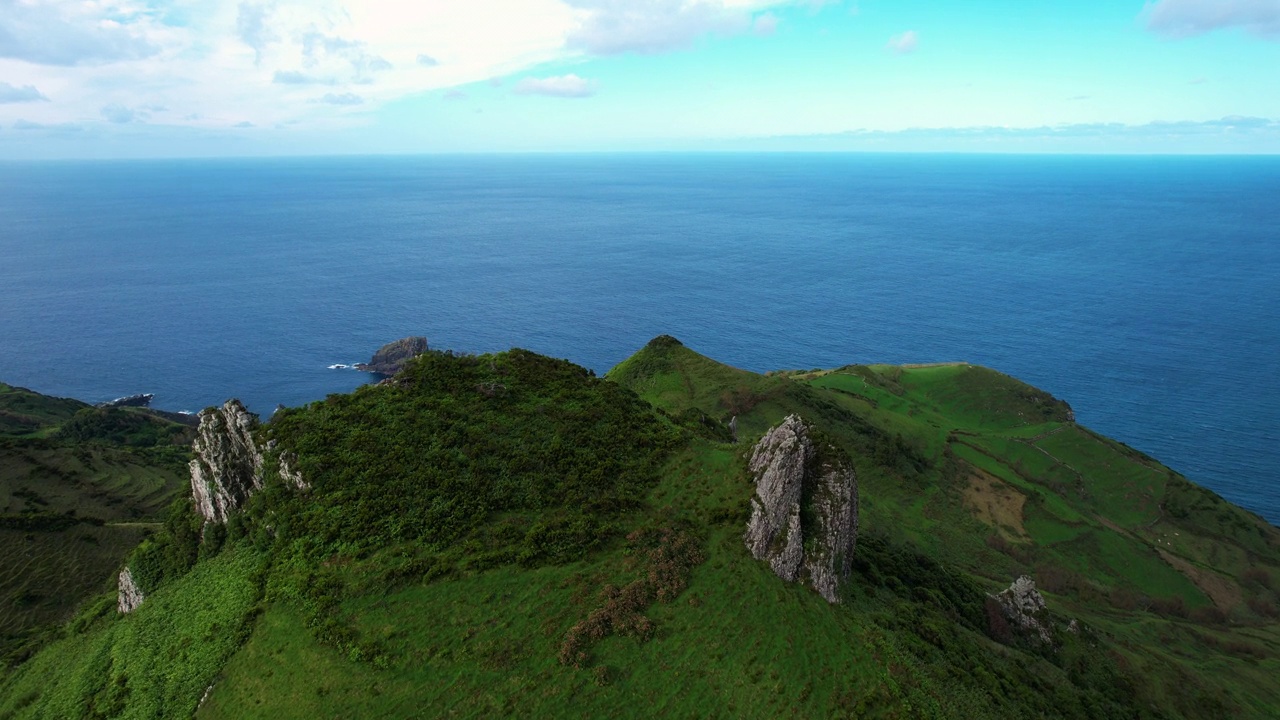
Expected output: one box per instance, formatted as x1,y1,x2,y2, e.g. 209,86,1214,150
608,338,1280,715
4,339,1280,718
0,391,191,667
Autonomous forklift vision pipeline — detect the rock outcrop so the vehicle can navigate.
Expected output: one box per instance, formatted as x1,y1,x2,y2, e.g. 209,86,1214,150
277,450,309,491
97,393,154,408
355,336,428,375
118,566,145,613
991,575,1052,643
744,415,858,603
189,400,265,524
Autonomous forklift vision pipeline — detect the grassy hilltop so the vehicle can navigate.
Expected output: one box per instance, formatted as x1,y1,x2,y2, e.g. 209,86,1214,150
0,340,1277,719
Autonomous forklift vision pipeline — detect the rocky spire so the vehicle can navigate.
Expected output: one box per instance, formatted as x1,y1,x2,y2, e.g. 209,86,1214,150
744,415,859,603
189,400,265,524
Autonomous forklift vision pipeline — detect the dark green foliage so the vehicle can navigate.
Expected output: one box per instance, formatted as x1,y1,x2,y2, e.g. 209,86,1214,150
267,349,680,555
56,407,194,448
0,511,103,532
851,533,985,631
0,383,88,437
126,499,202,594
667,407,735,443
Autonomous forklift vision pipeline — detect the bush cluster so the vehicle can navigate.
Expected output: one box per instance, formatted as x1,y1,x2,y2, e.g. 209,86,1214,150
559,524,704,668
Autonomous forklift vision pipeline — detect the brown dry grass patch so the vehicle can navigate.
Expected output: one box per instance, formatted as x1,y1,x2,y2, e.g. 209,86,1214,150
962,468,1028,541
1156,549,1242,612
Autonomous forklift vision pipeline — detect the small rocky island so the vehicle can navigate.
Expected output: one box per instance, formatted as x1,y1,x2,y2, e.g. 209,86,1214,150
355,336,428,375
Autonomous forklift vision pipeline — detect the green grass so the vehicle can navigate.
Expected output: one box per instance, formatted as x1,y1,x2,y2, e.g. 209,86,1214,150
0,548,264,719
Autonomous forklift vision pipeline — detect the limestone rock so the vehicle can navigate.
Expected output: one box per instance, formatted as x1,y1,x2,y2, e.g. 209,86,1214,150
278,450,309,491
355,336,428,376
744,415,858,603
118,566,145,613
992,575,1052,644
189,400,265,524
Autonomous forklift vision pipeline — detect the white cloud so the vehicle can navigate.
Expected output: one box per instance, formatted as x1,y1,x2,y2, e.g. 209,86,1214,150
514,73,596,97
0,82,47,103
12,118,81,131
273,70,326,84
236,2,278,64
319,92,363,105
101,103,138,124
564,0,761,55
753,13,779,36
0,0,806,133
0,0,161,66
1144,0,1280,39
886,30,918,54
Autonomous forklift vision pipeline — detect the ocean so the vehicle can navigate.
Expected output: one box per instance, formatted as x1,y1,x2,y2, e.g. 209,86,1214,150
0,154,1276,524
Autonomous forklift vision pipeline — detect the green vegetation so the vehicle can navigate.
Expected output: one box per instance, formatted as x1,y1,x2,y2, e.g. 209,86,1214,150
2,339,1279,718
0,391,190,666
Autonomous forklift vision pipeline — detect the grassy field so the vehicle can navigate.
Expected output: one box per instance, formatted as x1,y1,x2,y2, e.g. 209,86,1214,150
0,391,191,666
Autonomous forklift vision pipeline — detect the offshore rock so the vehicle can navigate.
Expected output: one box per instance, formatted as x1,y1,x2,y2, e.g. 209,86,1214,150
744,415,858,603
355,336,428,375
190,400,264,524
97,393,154,408
992,575,1052,644
117,566,145,613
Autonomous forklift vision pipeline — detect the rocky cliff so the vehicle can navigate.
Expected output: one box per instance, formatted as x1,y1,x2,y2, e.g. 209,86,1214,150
355,336,428,375
744,415,858,603
189,400,265,524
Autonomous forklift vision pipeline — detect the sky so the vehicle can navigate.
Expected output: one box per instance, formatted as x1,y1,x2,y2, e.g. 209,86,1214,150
0,0,1278,157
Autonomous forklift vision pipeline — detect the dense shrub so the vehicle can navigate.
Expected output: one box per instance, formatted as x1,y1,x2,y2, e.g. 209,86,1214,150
266,349,680,557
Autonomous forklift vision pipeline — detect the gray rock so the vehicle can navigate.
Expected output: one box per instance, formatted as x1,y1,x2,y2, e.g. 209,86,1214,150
189,400,265,524
992,575,1052,644
355,336,428,376
744,415,858,603
278,450,309,491
117,566,145,613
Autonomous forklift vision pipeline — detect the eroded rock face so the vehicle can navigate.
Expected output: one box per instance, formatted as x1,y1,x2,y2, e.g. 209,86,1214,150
992,575,1052,643
190,400,265,524
118,566,145,613
744,415,858,603
355,336,428,376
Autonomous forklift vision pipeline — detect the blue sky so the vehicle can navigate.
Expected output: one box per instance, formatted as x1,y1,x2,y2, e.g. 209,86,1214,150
1,0,1278,157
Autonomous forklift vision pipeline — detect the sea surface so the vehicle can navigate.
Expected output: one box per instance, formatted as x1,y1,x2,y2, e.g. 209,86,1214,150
0,154,1276,525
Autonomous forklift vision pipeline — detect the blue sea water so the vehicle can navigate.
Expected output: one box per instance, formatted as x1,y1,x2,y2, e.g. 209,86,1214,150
0,154,1277,525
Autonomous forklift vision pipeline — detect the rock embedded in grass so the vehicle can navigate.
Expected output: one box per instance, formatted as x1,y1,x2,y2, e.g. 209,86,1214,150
745,414,858,603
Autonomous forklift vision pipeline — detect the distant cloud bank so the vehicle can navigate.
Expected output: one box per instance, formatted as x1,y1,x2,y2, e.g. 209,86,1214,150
0,83,48,103
514,74,597,98
1144,0,1280,39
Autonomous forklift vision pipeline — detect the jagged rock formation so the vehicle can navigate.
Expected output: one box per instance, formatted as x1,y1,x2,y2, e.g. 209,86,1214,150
991,575,1052,643
189,400,265,524
744,415,858,603
355,336,428,375
117,566,145,613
